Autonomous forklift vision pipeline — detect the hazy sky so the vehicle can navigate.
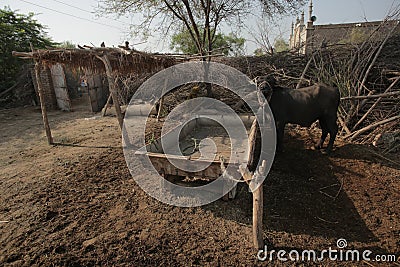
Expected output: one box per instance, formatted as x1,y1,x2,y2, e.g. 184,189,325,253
2,0,398,54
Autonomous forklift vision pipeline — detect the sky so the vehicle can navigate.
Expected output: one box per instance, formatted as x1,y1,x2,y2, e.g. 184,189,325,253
2,0,399,54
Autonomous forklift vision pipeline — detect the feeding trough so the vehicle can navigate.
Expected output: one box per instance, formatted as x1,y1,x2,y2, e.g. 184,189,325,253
140,114,255,199
128,99,270,249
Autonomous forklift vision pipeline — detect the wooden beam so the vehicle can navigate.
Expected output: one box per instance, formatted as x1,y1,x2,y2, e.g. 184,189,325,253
97,55,124,129
34,62,53,145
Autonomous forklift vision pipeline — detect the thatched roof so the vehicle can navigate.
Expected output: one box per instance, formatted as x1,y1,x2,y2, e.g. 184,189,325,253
13,47,186,74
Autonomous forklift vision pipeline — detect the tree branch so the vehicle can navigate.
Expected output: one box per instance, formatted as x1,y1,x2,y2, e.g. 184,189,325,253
351,76,400,131
341,90,400,100
182,0,203,54
347,115,400,141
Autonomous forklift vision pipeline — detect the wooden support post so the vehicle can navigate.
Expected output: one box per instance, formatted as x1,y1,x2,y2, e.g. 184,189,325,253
34,62,53,145
253,184,263,249
98,55,123,129
240,160,265,249
156,78,169,121
248,118,264,249
156,96,164,122
101,94,112,117
240,116,265,249
247,118,258,171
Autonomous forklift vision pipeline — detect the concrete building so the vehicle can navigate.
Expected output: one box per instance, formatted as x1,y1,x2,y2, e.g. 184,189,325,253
289,0,400,54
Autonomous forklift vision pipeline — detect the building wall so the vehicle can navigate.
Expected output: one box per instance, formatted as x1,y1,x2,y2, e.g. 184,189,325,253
31,66,58,110
289,1,400,55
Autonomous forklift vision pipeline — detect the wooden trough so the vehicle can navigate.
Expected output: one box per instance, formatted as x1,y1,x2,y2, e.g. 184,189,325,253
136,112,266,249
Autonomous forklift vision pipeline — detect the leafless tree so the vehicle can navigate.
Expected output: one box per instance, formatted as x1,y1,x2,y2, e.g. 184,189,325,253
97,0,306,57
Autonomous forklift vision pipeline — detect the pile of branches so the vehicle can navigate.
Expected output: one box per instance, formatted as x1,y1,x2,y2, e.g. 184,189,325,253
217,53,308,88
114,73,153,105
302,20,400,153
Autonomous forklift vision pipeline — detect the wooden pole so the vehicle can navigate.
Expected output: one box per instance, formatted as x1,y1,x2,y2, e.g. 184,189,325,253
157,77,169,121
156,96,164,122
101,94,112,117
253,183,264,249
247,118,258,171
34,62,53,145
97,55,124,129
246,117,265,249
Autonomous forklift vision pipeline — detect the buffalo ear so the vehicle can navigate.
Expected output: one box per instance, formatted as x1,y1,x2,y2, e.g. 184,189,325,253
258,81,273,102
265,89,273,102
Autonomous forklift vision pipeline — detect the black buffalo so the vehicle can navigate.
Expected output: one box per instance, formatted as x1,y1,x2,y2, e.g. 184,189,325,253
258,78,340,154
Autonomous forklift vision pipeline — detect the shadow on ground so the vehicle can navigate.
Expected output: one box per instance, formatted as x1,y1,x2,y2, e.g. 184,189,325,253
203,132,385,252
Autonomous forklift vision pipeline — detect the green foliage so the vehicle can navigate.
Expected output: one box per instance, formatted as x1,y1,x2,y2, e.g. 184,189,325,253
254,38,288,56
0,7,55,91
170,27,245,56
349,27,368,44
338,27,369,45
274,38,289,53
253,48,265,56
57,40,76,49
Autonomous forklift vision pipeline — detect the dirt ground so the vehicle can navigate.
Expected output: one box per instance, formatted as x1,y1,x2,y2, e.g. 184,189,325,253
0,102,399,266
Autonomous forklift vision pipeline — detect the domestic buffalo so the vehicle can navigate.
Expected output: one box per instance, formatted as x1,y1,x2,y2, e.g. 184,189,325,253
258,77,340,154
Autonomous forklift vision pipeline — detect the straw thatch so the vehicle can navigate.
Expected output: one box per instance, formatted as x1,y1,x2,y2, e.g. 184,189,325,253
13,47,184,75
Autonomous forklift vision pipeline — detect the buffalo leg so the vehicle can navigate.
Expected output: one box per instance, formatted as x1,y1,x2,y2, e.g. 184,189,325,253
326,118,338,153
276,122,285,152
315,119,328,149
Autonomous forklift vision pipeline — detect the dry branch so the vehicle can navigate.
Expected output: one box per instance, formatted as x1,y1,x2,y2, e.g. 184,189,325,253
341,90,400,100
357,21,399,97
102,94,112,117
296,54,314,89
347,115,400,141
351,76,400,131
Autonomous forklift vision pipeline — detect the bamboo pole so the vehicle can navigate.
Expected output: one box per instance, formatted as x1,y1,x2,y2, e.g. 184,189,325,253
34,62,53,145
97,55,124,129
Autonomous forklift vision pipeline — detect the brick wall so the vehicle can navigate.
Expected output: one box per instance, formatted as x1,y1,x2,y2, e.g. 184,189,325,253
31,66,57,110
